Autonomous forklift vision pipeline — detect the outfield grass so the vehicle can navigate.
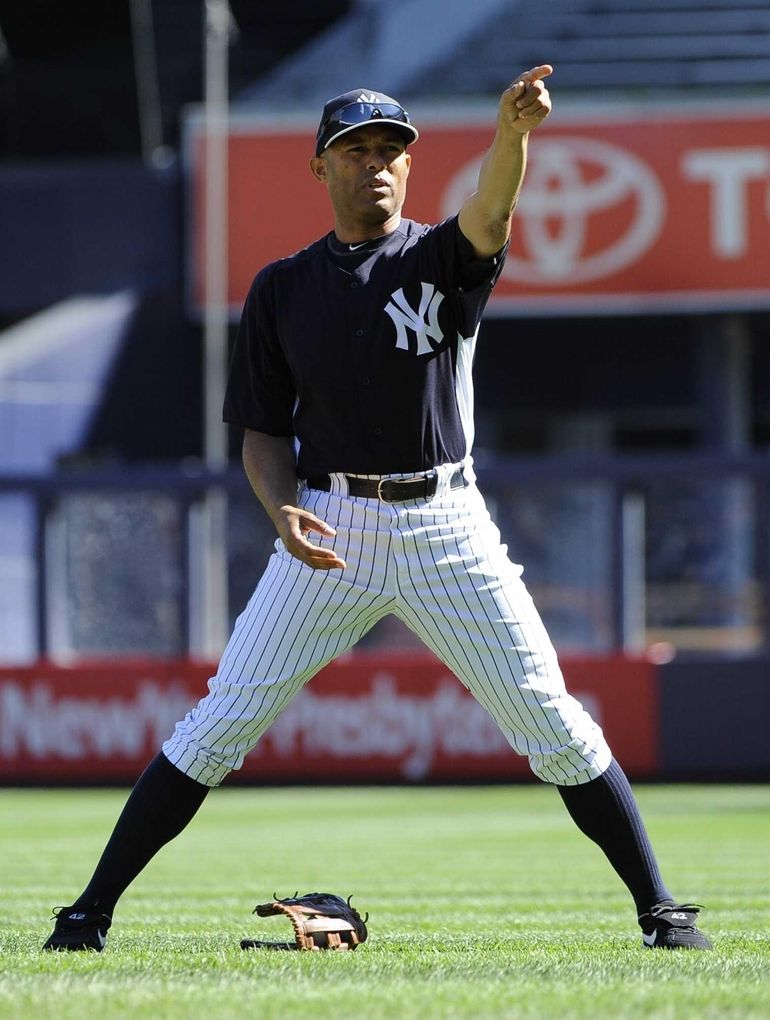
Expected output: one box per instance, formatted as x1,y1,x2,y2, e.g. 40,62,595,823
1,784,769,1019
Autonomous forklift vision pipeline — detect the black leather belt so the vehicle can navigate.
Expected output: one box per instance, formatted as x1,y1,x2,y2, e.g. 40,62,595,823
306,466,467,503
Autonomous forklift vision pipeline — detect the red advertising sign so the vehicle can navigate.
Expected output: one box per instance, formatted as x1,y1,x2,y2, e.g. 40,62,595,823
0,653,658,783
188,103,770,315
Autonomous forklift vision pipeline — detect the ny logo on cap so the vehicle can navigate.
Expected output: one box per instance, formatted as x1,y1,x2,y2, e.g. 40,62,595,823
357,92,379,103
385,283,446,356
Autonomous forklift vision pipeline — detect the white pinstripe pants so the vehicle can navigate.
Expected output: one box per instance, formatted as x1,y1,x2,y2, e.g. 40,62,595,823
163,468,612,787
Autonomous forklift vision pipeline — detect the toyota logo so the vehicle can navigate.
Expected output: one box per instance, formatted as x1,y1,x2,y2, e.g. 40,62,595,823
442,137,665,284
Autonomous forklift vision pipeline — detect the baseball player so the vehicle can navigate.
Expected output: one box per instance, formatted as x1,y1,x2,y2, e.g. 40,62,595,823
43,68,711,952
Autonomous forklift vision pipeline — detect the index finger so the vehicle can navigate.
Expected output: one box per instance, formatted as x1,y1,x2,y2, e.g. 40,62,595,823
521,64,553,84
298,512,336,538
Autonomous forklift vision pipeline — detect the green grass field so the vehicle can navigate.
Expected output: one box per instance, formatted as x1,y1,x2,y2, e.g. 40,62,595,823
1,784,769,1020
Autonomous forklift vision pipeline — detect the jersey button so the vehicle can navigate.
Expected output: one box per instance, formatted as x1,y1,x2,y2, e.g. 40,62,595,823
362,377,370,386
350,282,359,290
373,427,382,436
355,329,364,336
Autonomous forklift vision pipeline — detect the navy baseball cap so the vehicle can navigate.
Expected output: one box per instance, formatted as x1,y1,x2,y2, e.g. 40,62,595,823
315,89,419,157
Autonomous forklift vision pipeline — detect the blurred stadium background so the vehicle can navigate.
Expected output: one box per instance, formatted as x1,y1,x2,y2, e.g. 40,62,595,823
0,0,769,784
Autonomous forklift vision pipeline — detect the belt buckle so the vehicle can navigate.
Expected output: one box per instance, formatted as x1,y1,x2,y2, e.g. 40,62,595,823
377,477,394,503
377,469,439,503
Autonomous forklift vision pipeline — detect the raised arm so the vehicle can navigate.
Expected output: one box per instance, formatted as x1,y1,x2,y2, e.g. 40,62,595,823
458,64,553,258
242,428,346,570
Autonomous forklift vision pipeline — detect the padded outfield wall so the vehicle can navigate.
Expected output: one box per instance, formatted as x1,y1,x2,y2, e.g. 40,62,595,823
1,654,767,784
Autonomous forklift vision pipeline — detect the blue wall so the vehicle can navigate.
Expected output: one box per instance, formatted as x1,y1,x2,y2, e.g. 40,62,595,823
660,658,770,780
0,160,180,314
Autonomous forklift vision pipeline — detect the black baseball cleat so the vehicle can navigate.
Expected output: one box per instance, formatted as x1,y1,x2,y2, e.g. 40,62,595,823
42,906,112,951
638,902,713,950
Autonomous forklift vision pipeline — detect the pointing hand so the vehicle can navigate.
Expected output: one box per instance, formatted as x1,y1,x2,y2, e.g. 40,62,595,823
500,65,553,134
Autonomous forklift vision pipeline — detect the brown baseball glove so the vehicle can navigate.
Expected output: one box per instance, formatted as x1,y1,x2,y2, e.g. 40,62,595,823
240,892,369,951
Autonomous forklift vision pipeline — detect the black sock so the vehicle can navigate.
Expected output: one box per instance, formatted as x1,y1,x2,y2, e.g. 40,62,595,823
557,758,673,916
72,752,210,917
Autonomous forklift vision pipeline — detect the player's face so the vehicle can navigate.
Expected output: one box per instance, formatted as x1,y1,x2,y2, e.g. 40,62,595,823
311,125,411,230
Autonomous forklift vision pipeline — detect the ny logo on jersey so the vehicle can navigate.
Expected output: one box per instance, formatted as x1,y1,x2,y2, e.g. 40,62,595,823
384,283,446,356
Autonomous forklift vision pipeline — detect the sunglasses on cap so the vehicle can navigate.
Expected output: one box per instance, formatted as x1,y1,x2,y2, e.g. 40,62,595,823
315,102,418,157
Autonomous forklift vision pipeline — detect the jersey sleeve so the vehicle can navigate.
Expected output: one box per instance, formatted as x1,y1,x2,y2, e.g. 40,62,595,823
223,265,296,435
422,216,508,338
453,218,509,292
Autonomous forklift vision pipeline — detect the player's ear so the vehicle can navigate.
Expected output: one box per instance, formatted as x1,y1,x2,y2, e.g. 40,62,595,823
310,156,327,183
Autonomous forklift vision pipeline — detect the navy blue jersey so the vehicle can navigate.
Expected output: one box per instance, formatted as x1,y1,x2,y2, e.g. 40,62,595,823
224,215,507,477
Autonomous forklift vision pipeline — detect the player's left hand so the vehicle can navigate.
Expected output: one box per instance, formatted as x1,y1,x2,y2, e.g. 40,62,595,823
499,65,553,134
